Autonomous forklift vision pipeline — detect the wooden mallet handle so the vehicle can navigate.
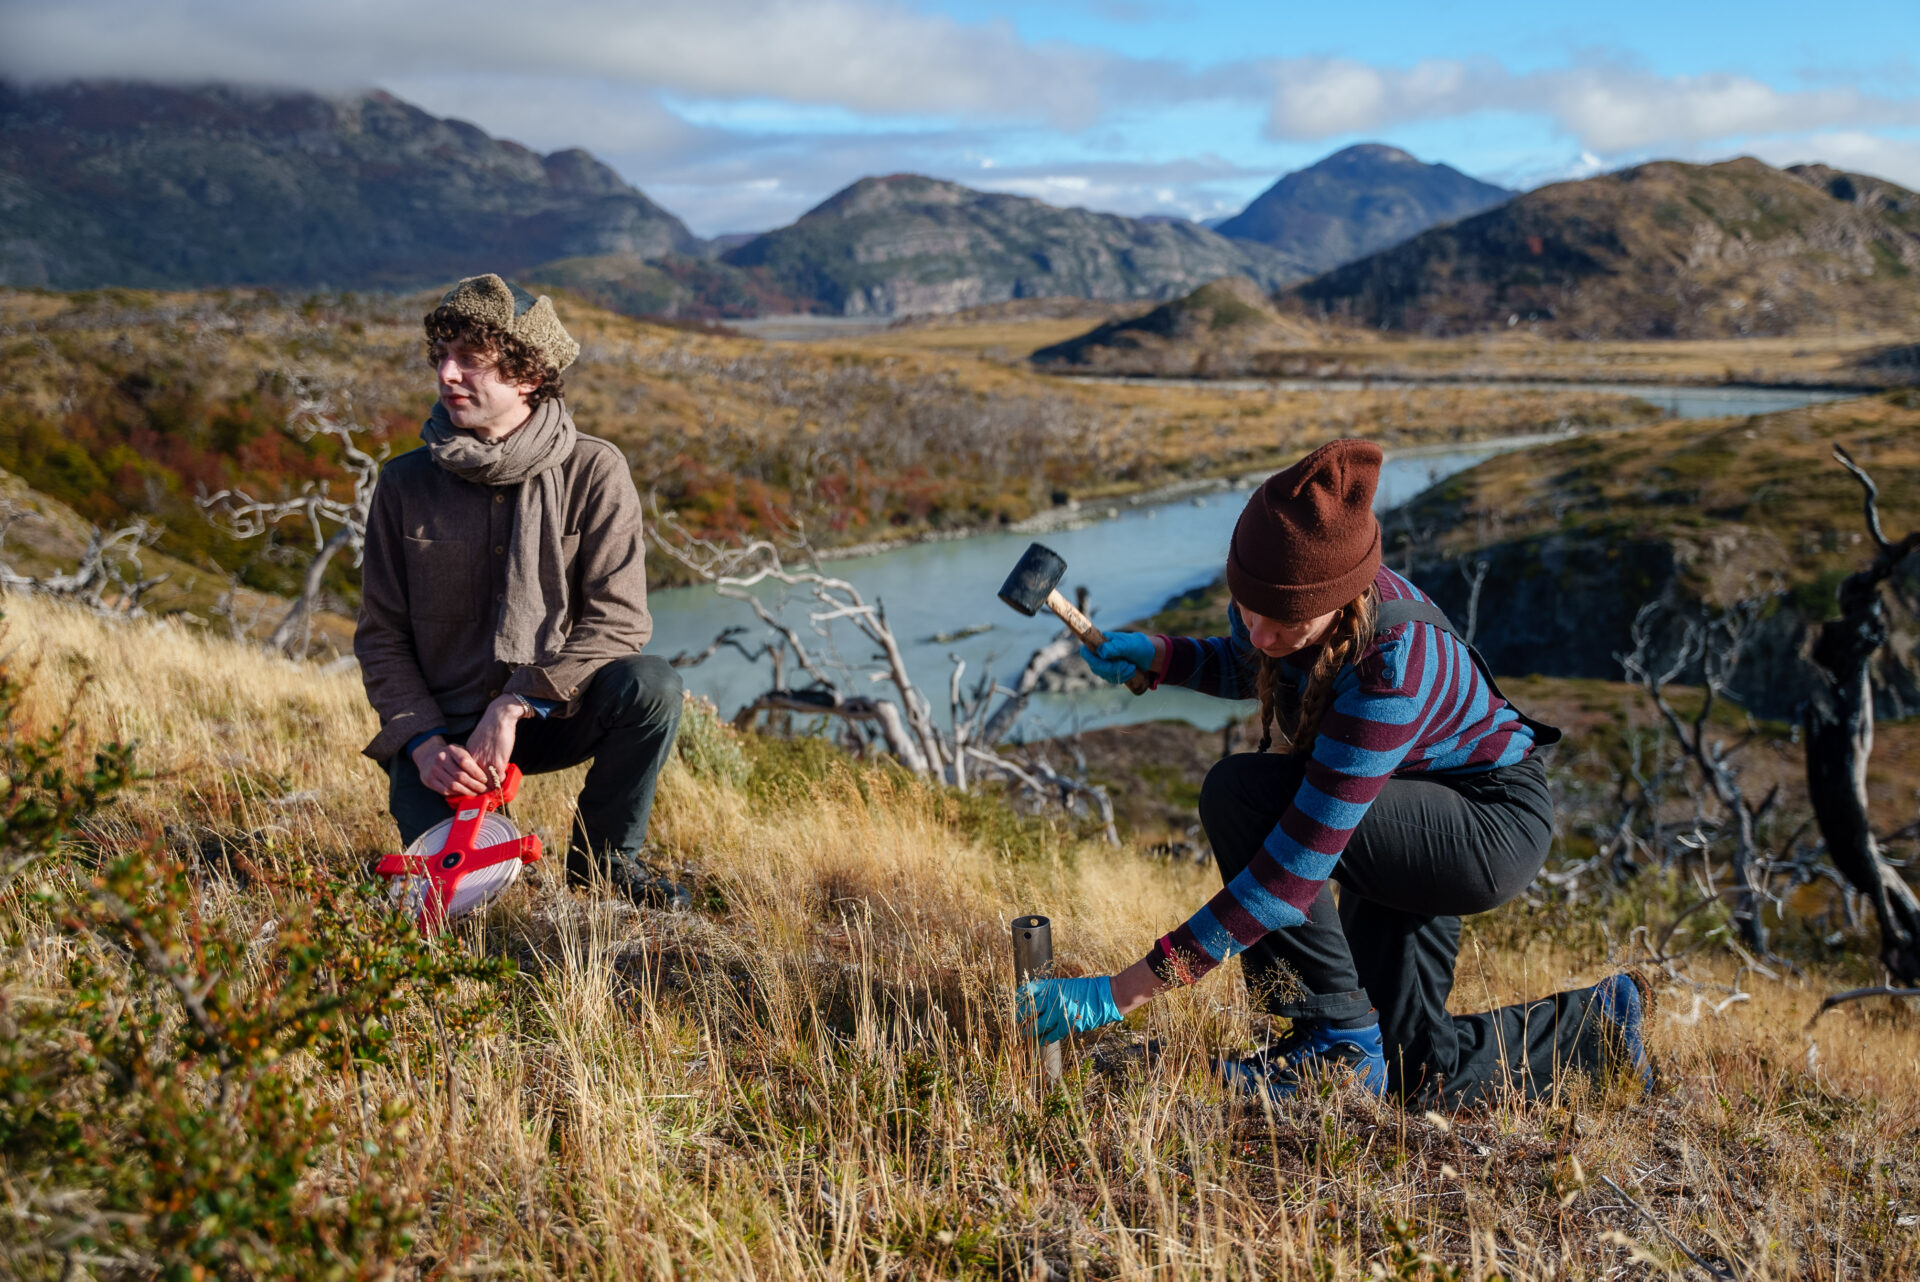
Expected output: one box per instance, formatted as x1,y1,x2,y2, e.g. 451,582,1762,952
1045,588,1153,696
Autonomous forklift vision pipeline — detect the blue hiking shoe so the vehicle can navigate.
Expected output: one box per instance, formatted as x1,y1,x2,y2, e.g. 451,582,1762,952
1216,1020,1390,1101
1591,970,1655,1094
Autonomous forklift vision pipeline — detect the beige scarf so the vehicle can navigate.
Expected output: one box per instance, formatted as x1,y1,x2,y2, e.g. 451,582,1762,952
421,398,577,666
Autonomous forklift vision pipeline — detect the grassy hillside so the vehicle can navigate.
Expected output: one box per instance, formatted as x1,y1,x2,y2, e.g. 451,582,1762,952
1289,158,1920,339
1029,276,1321,375
0,287,1672,600
6,590,1919,1276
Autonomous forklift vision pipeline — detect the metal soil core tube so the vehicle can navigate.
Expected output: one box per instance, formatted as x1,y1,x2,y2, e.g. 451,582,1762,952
1011,914,1063,1084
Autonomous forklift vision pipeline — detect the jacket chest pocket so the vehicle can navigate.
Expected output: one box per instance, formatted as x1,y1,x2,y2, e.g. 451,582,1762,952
402,535,484,622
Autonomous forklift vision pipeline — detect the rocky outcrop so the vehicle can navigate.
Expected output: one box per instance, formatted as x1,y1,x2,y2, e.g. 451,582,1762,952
1216,144,1510,273
0,81,701,290
722,174,1313,317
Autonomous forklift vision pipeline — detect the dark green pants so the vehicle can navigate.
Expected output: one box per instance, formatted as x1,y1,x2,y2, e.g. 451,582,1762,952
1202,751,1614,1107
387,654,683,870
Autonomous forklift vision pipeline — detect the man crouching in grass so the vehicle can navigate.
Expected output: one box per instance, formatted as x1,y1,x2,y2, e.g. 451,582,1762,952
356,273,688,907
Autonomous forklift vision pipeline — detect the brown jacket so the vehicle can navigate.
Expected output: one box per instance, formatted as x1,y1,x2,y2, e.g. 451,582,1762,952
355,430,652,761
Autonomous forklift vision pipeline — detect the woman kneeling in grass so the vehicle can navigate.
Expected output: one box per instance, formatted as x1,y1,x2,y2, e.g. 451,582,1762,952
1020,439,1650,1107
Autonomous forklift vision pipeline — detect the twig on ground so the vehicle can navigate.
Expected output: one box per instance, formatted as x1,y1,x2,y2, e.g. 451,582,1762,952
1597,1176,1737,1280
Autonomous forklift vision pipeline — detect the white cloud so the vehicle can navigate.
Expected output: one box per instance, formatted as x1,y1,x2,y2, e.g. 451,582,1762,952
6,2,1918,234
0,0,1109,128
1265,56,1920,153
1743,131,1920,190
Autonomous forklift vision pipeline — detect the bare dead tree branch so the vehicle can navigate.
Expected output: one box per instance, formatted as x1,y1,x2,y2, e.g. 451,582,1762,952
1805,985,1920,1029
1459,555,1490,647
963,746,1119,845
0,511,169,617
198,370,386,657
1617,592,1781,955
650,501,1112,824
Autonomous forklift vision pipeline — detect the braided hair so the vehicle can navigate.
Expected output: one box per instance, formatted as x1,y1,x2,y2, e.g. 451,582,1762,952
1252,586,1379,755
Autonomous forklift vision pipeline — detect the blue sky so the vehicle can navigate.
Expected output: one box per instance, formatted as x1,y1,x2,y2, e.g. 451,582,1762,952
4,0,1917,236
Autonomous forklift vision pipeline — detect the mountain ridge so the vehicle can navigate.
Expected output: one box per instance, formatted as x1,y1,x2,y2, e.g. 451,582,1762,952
0,80,702,291
721,173,1314,316
1216,143,1512,272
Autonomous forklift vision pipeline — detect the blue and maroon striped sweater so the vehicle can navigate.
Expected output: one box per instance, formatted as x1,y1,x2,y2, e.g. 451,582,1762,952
1144,565,1537,984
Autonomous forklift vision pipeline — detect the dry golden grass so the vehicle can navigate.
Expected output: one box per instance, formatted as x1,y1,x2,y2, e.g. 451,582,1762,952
1340,331,1911,386
11,590,1920,1278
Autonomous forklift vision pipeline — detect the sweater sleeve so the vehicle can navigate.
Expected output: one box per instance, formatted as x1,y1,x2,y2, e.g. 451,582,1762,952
502,443,654,705
1142,631,1436,985
355,473,449,762
1158,603,1260,700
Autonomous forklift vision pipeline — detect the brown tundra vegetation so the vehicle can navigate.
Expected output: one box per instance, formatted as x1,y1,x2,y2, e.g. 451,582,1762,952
3,586,1918,1279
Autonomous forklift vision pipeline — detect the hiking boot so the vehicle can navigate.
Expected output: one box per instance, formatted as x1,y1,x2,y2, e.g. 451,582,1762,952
1592,970,1655,1094
567,849,692,910
1216,1020,1389,1101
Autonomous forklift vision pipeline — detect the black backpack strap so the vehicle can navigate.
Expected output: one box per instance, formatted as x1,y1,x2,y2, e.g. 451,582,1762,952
1372,598,1562,747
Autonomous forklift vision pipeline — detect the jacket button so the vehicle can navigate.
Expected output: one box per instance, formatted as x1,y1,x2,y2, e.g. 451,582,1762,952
494,545,504,555
489,689,501,699
495,493,506,504
496,592,505,603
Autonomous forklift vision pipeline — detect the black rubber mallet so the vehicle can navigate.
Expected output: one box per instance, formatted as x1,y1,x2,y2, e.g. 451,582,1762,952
996,542,1152,695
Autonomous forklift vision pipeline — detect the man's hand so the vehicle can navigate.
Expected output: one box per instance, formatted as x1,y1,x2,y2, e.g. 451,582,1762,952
411,735,492,797
463,694,532,786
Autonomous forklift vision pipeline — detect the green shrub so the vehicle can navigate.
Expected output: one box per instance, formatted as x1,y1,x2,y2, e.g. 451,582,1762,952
0,646,512,1280
673,693,751,789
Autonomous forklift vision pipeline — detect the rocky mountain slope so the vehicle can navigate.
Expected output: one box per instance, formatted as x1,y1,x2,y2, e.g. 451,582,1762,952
1287,158,1920,339
1028,275,1318,374
1215,143,1511,272
0,81,701,290
721,174,1312,316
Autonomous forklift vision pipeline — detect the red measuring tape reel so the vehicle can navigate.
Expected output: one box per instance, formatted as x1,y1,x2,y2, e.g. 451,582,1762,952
375,764,543,932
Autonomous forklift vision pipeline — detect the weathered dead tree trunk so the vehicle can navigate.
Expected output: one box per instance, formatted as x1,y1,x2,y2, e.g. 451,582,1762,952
1619,593,1781,955
1805,444,1920,982
199,372,383,658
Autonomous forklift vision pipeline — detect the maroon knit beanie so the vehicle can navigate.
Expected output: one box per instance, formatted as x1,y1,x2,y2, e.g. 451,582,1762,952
1225,439,1383,622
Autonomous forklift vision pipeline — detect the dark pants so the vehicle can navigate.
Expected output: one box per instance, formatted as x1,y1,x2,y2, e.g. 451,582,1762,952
388,655,684,875
1202,751,1612,1106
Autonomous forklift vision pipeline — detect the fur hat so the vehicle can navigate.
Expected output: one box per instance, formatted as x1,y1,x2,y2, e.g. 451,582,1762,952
1225,439,1383,622
431,274,579,373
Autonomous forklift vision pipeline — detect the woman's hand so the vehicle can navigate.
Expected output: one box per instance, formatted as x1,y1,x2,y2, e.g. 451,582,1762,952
1016,976,1124,1045
1080,632,1158,685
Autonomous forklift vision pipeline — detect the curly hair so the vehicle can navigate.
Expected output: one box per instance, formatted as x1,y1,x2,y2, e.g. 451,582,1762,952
423,308,566,409
1252,584,1378,756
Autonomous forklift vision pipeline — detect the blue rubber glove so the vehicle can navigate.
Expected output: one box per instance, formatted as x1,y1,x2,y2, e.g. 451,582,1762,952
1017,976,1124,1046
1079,632,1156,685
